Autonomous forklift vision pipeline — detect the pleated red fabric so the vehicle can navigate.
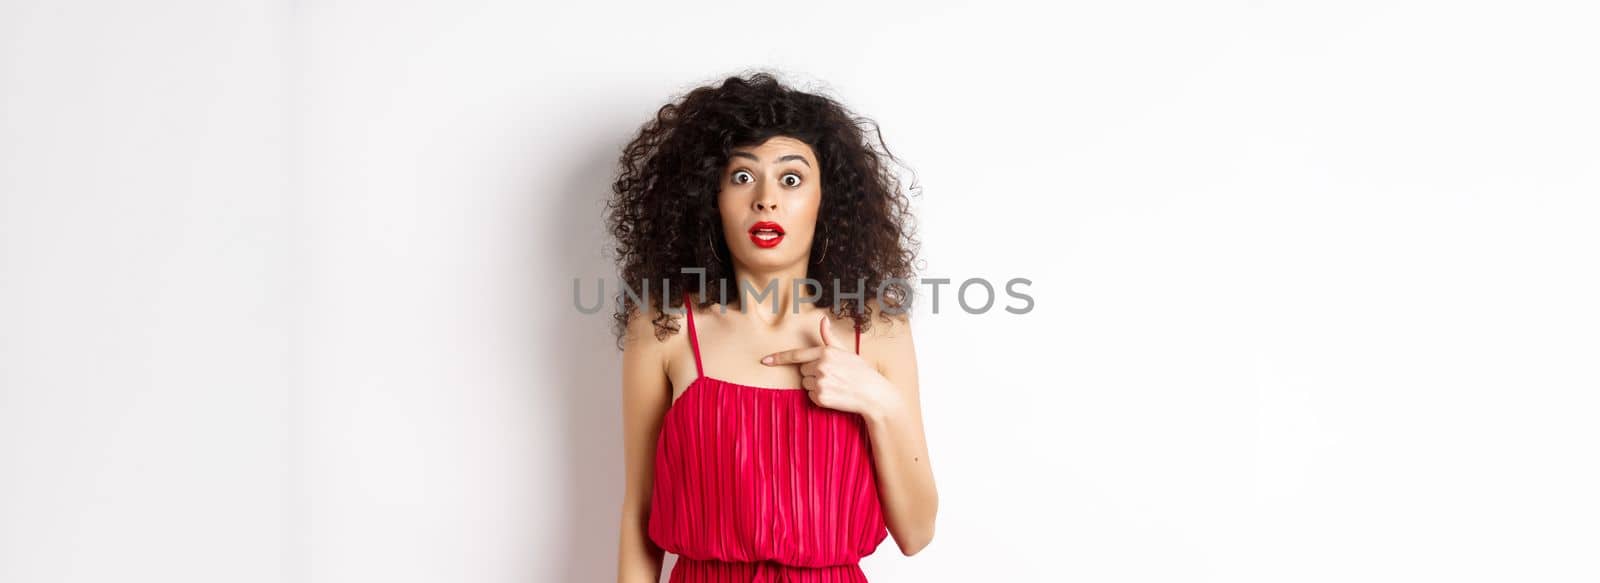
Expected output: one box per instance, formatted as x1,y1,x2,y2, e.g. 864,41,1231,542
648,292,889,582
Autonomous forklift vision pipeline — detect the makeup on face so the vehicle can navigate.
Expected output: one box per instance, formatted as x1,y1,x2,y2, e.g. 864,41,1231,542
721,137,819,259
748,220,785,248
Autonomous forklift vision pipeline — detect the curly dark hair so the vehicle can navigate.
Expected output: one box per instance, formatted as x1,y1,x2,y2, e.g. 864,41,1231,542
604,70,921,349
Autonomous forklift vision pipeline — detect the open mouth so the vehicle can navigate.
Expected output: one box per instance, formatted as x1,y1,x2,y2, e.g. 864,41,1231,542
748,221,785,248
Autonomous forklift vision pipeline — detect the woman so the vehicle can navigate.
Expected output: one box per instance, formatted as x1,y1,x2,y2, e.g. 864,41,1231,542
610,71,938,583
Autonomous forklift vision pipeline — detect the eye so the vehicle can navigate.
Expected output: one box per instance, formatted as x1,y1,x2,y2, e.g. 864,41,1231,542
781,173,802,187
732,170,753,184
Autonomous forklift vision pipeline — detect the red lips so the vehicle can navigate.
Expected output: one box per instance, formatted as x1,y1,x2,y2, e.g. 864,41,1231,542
748,221,785,248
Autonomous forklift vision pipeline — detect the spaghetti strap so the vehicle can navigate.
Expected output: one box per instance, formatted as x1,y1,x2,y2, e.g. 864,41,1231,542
854,322,860,355
682,291,704,379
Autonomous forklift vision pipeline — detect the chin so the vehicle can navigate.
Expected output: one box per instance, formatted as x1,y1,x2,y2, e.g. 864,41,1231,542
730,238,811,269
736,252,802,269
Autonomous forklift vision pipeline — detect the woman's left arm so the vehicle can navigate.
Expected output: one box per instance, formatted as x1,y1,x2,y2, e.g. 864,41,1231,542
856,312,938,556
763,310,939,556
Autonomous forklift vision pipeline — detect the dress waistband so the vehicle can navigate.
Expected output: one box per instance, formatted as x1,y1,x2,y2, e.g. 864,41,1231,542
670,556,867,583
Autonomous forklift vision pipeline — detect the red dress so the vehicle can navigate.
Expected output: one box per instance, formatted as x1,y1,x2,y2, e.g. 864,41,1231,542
648,292,890,582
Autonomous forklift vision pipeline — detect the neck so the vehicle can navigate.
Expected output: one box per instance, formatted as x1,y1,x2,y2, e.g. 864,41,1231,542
730,261,814,325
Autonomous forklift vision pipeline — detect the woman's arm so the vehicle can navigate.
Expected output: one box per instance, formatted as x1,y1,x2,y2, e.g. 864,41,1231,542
616,308,671,583
861,309,940,556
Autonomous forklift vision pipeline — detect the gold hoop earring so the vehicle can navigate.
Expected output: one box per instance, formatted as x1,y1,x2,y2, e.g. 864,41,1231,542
814,233,829,264
708,231,720,263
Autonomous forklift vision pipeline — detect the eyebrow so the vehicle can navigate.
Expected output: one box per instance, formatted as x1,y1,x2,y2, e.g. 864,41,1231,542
730,151,813,168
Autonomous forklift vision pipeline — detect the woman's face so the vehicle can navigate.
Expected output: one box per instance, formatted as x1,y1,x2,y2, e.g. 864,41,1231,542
717,135,822,272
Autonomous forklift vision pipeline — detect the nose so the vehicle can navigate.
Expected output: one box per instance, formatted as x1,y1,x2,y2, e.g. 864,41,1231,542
752,183,777,212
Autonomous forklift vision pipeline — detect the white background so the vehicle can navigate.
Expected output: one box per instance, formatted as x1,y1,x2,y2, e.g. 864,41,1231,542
3,1,1597,582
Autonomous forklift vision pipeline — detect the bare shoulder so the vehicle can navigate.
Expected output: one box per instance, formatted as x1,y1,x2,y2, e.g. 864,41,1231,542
862,295,914,340
621,303,674,380
856,296,916,379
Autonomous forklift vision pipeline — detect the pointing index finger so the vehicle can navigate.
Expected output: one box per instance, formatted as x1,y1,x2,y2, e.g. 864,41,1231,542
762,346,825,366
